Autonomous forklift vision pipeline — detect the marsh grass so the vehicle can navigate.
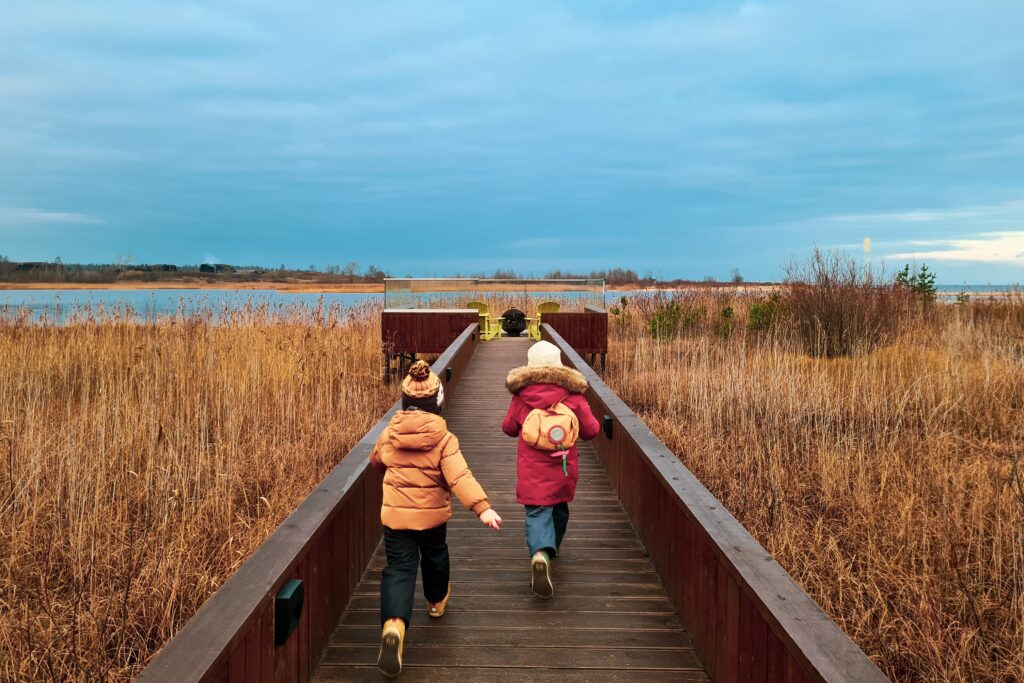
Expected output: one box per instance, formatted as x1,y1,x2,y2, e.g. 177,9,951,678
0,302,394,681
3,289,1022,681
606,290,1024,681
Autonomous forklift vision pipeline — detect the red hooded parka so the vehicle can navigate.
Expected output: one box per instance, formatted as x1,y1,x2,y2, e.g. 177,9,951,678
502,364,601,505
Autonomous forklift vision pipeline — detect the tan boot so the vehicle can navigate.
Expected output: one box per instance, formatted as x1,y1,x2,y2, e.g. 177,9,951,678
378,618,405,677
531,551,553,599
428,583,452,618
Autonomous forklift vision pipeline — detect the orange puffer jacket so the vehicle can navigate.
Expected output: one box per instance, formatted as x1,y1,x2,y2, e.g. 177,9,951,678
370,410,491,530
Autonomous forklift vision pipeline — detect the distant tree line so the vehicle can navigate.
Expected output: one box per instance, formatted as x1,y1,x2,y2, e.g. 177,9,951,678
0,256,763,287
0,256,393,284
445,268,653,286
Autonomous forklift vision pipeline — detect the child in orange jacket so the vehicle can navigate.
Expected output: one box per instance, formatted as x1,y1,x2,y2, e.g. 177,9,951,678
371,360,502,677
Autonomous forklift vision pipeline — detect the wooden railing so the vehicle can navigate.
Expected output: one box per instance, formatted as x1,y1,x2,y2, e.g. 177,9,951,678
137,324,479,683
541,305,608,362
542,324,888,683
381,309,479,355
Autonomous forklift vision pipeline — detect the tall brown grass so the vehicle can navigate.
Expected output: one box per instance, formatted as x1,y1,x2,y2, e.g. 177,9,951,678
4,287,1022,681
605,290,1024,682
0,301,394,681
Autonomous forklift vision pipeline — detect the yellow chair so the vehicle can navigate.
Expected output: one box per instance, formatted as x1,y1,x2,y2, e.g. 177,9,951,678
528,301,561,340
467,301,502,340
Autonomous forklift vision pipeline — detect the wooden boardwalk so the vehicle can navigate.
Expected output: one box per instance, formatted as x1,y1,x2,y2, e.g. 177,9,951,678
312,337,708,682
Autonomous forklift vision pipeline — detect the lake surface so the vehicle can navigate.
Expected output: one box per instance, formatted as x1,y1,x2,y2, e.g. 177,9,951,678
1,284,1017,323
0,288,612,323
0,289,381,323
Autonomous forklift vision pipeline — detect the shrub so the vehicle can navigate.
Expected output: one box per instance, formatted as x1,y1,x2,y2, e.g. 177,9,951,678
648,300,705,339
895,263,938,304
747,295,780,331
784,248,916,357
610,295,631,331
716,305,734,338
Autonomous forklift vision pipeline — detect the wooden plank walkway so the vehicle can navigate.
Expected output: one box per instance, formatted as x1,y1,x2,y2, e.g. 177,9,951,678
312,337,708,682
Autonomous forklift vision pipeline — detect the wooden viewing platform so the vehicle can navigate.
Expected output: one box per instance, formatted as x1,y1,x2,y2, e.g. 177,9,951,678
313,337,703,681
139,323,887,683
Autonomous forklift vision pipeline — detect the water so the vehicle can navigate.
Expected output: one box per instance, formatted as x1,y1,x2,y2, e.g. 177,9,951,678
0,289,380,323
935,284,1020,292
0,288,617,323
2,284,1016,323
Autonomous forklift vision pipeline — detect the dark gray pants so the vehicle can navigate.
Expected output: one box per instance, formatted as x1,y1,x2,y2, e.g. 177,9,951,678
524,503,570,557
380,524,450,627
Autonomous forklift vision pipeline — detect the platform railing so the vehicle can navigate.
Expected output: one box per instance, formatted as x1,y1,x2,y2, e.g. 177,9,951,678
542,324,888,683
137,324,479,683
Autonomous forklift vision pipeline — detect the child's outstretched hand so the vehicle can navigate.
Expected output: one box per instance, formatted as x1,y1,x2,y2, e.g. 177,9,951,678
479,508,502,530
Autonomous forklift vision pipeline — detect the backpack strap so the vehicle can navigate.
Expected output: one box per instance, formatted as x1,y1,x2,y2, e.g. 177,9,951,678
548,391,571,411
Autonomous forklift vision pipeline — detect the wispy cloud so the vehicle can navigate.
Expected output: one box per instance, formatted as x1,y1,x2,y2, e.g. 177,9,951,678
0,207,104,225
830,209,983,223
889,231,1024,264
503,238,564,250
824,199,1024,225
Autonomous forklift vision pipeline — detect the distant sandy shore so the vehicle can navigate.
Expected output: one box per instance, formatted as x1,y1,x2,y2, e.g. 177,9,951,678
0,281,386,293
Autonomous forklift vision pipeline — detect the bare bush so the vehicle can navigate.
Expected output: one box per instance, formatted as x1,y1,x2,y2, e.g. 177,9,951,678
783,248,918,357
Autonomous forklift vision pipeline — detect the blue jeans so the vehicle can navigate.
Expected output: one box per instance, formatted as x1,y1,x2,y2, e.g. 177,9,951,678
524,503,570,557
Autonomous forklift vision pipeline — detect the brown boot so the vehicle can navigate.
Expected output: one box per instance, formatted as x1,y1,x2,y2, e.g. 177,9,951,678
378,618,405,677
531,551,553,599
428,583,452,618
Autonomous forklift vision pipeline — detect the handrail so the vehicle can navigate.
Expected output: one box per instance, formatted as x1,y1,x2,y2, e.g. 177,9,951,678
541,324,887,682
137,323,479,682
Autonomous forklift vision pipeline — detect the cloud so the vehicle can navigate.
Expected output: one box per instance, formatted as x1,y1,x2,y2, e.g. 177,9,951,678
0,207,104,225
829,209,984,223
503,238,564,250
888,231,1024,264
1,1,1023,280
823,199,1024,225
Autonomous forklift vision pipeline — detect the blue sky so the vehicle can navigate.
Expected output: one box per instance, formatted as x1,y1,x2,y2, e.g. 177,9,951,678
1,1,1022,283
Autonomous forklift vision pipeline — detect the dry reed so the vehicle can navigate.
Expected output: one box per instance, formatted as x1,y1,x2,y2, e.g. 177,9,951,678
4,289,1022,681
0,301,394,681
605,291,1024,682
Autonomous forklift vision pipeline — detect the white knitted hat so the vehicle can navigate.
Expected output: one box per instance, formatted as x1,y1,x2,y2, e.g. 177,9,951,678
527,340,563,368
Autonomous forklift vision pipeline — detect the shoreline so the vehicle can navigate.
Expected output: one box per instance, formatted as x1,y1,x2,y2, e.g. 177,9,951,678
0,281,1016,298
0,281,386,293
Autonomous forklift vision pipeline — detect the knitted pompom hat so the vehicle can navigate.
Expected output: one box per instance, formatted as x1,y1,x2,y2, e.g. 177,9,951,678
527,340,563,368
401,360,441,399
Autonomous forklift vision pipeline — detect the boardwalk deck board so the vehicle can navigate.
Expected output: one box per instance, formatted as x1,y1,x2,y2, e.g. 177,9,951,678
312,338,707,682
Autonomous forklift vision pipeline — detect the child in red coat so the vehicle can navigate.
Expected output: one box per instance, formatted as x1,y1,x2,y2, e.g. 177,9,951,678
502,340,600,597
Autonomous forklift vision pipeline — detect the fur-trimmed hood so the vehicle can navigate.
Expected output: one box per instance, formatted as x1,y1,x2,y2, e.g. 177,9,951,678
506,365,588,395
